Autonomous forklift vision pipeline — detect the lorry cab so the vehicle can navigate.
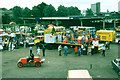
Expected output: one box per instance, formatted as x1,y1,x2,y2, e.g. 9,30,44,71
34,36,44,45
37,31,44,36
96,30,116,42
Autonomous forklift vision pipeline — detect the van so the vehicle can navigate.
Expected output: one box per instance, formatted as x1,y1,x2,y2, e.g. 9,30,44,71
96,30,116,42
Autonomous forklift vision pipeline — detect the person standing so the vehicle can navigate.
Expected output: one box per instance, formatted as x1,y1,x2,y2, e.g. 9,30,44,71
108,41,110,50
81,45,84,54
26,39,29,47
58,45,62,56
10,42,12,51
12,43,15,51
24,39,26,48
78,47,81,56
37,47,40,57
30,46,32,55
9,41,11,51
74,46,78,54
42,45,46,56
64,46,68,56
102,45,105,57
85,45,88,55
81,36,84,45
91,45,94,55
105,41,108,49
83,46,86,55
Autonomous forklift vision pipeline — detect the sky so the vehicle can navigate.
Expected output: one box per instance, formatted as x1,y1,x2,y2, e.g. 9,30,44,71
0,0,120,12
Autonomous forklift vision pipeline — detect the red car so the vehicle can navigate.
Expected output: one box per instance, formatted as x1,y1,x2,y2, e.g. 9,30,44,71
17,56,45,68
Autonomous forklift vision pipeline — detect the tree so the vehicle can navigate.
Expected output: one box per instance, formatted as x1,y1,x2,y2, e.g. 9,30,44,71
16,17,23,24
86,8,93,16
43,4,56,17
57,5,68,17
67,6,81,16
37,2,48,17
32,6,41,17
0,8,7,10
12,6,23,19
23,7,31,17
2,13,11,24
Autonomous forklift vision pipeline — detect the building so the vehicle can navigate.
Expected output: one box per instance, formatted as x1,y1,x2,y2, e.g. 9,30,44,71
118,1,120,13
91,2,100,15
82,10,86,16
2,10,13,17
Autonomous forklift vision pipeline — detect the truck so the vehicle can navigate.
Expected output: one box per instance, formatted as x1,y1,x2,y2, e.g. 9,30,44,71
44,26,65,35
96,30,116,42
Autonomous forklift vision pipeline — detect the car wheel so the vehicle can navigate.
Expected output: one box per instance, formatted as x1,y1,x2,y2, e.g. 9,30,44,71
118,41,120,44
17,62,23,68
35,62,41,67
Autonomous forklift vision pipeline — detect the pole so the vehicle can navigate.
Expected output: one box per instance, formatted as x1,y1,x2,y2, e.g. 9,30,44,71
36,21,38,24
24,20,25,25
81,20,83,26
56,20,58,26
103,20,105,29
114,19,116,28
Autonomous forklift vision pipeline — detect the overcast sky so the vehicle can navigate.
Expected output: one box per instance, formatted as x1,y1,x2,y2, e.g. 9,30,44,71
0,0,119,12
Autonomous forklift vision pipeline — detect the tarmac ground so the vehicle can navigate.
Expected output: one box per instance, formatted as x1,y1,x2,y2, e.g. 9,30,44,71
1,43,119,78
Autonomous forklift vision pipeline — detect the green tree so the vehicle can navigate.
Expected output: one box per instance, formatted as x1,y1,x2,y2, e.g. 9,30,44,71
37,2,48,17
86,8,93,16
32,6,41,17
0,8,7,10
23,7,31,17
43,4,56,17
2,13,11,24
68,6,81,16
16,17,23,24
12,6,23,19
57,5,68,17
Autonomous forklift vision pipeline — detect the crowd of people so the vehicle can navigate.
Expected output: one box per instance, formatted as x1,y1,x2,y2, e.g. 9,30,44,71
57,41,110,57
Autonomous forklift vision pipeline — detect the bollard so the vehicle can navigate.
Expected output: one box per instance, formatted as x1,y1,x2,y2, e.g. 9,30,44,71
90,64,92,69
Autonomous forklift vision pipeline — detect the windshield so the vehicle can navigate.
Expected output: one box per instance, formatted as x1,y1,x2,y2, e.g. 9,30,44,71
116,36,120,38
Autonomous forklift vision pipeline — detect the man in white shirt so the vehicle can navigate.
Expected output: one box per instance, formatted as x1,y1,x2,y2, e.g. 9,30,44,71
58,45,62,56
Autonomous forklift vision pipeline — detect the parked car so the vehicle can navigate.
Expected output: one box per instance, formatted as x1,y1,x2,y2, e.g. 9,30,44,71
111,58,120,75
115,34,120,44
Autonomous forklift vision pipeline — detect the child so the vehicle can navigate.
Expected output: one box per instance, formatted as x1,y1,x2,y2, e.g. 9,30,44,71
37,47,40,57
74,46,78,54
78,47,81,56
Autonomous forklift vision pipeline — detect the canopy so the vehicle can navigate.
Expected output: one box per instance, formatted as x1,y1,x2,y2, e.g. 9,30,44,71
48,24,55,27
9,22,16,25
